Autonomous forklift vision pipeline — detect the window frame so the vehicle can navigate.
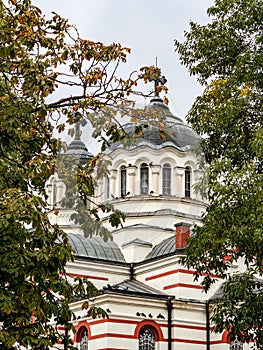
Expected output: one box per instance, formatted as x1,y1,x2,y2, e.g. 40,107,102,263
139,327,156,350
162,163,171,195
230,336,243,350
185,166,191,198
79,328,89,350
140,163,149,195
120,165,127,197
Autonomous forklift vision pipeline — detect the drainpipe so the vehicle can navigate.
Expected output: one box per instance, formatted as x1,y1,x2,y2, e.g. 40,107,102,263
130,263,134,280
64,326,69,350
167,297,173,350
206,300,210,350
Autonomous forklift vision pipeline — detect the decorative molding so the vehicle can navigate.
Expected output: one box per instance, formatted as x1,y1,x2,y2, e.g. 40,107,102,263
163,283,204,291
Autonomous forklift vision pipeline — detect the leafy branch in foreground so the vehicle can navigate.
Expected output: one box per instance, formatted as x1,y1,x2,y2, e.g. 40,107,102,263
176,0,263,346
0,0,168,349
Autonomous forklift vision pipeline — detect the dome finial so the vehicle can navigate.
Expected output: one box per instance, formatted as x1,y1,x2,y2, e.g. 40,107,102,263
66,112,93,164
73,111,87,140
148,58,167,97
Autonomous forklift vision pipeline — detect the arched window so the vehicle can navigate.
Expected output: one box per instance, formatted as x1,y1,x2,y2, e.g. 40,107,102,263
139,327,155,350
46,175,65,208
79,329,88,350
140,163,149,195
185,166,191,198
162,163,171,195
230,336,243,350
120,165,127,197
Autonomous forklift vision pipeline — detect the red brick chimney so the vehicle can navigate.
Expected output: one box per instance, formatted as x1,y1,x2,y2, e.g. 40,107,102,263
175,222,191,249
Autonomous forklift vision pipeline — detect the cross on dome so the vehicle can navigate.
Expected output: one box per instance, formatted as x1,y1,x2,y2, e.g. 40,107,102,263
73,111,87,140
148,60,167,97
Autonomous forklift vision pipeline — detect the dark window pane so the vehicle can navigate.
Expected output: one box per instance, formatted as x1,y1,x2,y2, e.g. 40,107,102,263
120,166,127,196
185,167,191,198
162,163,171,195
140,163,149,195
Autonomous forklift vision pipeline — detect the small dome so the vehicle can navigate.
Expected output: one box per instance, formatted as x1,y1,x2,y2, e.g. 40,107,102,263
67,233,126,263
145,236,176,260
66,140,93,164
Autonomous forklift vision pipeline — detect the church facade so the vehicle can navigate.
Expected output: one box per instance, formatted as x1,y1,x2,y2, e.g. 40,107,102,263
47,95,246,350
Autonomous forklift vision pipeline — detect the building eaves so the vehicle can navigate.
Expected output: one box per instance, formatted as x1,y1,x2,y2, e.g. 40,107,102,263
101,279,169,300
122,238,153,248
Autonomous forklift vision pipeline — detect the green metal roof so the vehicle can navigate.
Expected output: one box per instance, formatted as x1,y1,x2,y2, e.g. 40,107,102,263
67,233,126,263
122,238,153,248
66,140,93,164
145,236,176,260
102,279,168,299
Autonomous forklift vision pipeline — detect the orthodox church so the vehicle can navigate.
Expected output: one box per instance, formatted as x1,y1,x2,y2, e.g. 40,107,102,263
46,82,246,350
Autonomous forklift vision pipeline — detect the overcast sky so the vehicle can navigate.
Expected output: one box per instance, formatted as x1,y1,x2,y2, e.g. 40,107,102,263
35,0,214,119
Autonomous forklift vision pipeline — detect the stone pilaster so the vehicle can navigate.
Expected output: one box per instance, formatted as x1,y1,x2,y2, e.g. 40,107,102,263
127,165,137,196
174,166,184,197
150,164,161,195
109,169,117,198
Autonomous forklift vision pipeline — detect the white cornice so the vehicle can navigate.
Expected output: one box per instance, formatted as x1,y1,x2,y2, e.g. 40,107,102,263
134,254,182,275
67,260,129,275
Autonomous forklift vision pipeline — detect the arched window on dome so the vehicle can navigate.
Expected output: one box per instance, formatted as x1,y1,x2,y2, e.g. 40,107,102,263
162,163,171,195
139,327,155,350
230,336,243,350
120,165,127,197
185,166,191,198
79,328,89,350
140,163,149,195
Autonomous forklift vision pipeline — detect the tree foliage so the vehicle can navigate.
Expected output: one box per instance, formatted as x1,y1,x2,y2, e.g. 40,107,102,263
0,0,166,348
175,0,263,347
